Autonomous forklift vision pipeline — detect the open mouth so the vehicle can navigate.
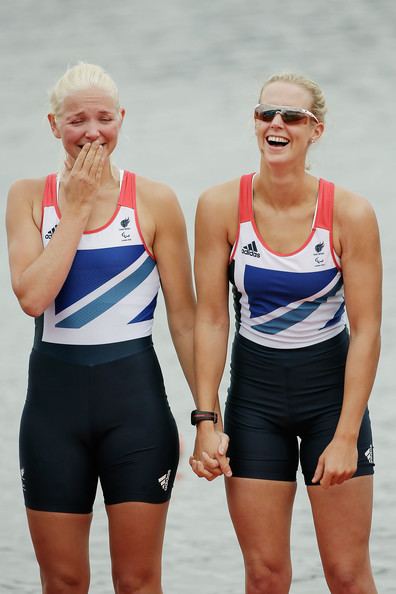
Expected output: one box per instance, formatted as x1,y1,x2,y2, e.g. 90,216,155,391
266,135,289,147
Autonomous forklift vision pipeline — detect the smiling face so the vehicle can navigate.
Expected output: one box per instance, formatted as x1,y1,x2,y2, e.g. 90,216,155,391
255,81,323,168
48,87,125,160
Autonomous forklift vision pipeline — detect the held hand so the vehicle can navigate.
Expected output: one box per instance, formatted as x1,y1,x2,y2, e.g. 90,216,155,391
189,427,232,481
62,142,105,216
312,436,358,489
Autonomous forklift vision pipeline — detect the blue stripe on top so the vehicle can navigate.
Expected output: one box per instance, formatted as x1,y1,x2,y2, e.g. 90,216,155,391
245,266,339,319
252,277,343,335
55,245,145,314
56,257,156,329
322,302,345,329
128,295,158,324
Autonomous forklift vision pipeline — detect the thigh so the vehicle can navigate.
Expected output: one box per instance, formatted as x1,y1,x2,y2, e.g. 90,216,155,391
106,501,169,578
27,509,92,586
20,351,97,513
294,331,374,484
307,476,374,567
225,411,299,482
226,477,296,566
300,408,375,486
225,336,299,482
96,349,180,505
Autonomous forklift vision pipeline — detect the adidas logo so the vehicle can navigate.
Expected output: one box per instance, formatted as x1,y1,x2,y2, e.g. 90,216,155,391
44,225,58,240
20,467,26,492
158,470,171,492
241,240,260,258
364,445,374,464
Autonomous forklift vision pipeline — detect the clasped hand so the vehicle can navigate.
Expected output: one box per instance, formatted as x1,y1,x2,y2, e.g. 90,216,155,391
189,428,232,481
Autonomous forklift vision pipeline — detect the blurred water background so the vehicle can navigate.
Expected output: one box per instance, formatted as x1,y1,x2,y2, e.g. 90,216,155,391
1,0,395,592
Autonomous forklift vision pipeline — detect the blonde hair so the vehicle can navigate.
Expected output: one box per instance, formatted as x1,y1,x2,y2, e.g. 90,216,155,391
49,62,120,120
259,73,327,123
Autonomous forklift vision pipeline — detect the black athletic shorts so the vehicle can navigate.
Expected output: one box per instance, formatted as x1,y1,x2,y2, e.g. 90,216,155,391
19,344,179,513
224,329,374,485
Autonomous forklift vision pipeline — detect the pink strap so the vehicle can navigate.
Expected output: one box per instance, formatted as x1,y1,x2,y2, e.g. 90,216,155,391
118,170,135,208
239,173,255,223
314,179,335,230
42,174,57,206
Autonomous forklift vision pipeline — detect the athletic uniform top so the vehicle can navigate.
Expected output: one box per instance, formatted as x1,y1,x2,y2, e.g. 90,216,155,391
36,170,160,347
229,173,346,349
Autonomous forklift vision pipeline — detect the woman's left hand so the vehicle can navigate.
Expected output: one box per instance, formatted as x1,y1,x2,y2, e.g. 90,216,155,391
312,436,358,488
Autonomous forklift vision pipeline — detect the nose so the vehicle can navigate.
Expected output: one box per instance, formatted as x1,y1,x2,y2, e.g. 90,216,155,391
270,112,284,127
83,122,101,141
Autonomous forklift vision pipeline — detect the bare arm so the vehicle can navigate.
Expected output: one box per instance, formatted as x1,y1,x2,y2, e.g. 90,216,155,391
6,143,104,316
312,189,382,488
190,184,238,480
150,185,196,396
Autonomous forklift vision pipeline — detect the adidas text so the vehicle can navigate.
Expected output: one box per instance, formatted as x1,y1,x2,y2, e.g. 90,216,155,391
242,240,260,258
45,225,58,240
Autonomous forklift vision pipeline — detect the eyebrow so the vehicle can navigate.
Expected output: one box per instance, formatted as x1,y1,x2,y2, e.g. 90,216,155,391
65,109,115,120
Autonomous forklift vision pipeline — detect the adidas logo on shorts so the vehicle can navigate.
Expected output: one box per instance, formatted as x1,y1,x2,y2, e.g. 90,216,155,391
364,445,374,464
158,469,171,491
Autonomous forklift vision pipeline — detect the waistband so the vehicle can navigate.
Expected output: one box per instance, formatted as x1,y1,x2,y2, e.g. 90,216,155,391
234,327,348,358
32,335,154,366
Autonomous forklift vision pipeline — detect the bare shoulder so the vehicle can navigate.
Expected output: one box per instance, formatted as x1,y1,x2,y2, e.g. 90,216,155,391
333,185,380,255
196,178,240,243
7,177,46,226
334,185,377,226
8,177,46,201
198,178,240,212
135,174,180,213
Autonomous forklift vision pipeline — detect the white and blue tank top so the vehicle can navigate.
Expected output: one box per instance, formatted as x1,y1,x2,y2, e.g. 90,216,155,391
38,170,160,346
229,173,345,349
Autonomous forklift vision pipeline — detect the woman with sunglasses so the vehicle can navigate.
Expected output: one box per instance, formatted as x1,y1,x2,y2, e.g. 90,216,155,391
6,62,195,594
190,72,381,593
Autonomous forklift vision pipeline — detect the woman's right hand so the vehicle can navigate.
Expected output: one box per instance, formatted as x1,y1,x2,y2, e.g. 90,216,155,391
62,141,104,218
189,424,232,480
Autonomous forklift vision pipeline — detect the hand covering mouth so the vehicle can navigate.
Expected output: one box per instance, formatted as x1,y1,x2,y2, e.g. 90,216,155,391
77,142,106,148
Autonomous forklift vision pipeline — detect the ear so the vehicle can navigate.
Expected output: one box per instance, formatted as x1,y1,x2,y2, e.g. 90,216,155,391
48,113,61,139
310,121,325,144
119,107,126,125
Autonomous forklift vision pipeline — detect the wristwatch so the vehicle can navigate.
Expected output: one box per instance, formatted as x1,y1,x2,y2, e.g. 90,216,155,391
191,410,218,425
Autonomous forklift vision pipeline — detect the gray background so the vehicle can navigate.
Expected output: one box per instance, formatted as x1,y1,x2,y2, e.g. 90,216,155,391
1,1,395,592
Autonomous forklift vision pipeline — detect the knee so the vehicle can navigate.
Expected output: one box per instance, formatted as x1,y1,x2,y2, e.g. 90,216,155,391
324,561,369,594
113,567,160,594
41,570,88,594
245,558,291,594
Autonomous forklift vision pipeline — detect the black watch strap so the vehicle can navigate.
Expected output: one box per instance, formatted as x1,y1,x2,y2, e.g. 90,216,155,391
191,410,218,425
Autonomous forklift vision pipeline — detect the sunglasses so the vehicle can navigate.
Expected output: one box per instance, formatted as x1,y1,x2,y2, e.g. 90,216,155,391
254,104,319,125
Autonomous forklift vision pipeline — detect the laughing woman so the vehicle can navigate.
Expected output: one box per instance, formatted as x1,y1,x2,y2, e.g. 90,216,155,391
190,73,381,593
6,63,195,594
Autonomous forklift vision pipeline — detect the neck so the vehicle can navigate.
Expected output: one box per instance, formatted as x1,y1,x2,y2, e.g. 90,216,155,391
100,159,119,186
255,161,315,209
